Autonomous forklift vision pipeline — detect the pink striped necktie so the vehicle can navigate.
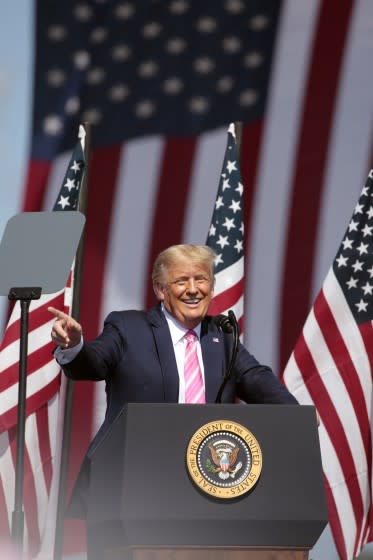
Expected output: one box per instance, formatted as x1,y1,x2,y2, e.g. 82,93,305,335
184,330,205,404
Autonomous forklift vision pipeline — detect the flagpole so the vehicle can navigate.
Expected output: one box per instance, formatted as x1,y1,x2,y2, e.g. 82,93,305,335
234,121,243,151
53,123,92,560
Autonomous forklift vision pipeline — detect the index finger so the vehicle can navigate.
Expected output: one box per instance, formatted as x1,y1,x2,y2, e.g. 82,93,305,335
48,306,70,320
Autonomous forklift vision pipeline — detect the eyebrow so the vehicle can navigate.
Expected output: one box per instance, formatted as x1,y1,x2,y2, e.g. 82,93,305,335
171,274,210,282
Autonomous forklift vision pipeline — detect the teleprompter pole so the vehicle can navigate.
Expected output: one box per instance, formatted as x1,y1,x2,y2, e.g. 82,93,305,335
10,287,42,549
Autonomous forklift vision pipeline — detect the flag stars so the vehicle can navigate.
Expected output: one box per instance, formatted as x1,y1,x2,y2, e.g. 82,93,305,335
352,259,364,272
64,178,75,191
362,224,373,237
222,178,231,191
362,186,369,196
362,282,373,295
367,206,373,219
346,277,358,289
348,219,359,232
214,253,223,266
71,160,82,173
229,199,241,213
236,182,243,196
336,254,348,267
58,195,70,209
226,160,237,174
355,299,368,312
354,202,364,214
234,239,243,253
368,265,373,278
209,224,216,237
342,237,353,250
215,196,224,210
216,235,229,249
43,115,64,136
223,217,235,231
357,242,369,255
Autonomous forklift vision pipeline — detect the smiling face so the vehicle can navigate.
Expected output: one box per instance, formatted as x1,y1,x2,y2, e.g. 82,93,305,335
154,257,214,329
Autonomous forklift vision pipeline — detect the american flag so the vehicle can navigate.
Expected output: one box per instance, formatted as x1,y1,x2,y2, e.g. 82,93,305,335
1,0,373,558
0,128,86,557
206,122,244,332
283,170,373,559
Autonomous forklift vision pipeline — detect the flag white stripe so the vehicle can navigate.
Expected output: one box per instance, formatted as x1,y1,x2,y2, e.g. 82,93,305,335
324,270,372,408
218,296,244,323
0,320,55,369
101,137,165,320
0,430,14,526
42,153,71,211
214,259,243,296
311,0,373,299
34,393,61,560
25,412,48,541
302,307,369,478
283,351,360,559
0,361,59,416
183,129,227,244
245,0,321,365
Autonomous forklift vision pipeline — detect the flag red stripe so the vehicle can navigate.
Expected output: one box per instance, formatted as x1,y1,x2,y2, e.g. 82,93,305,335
314,292,371,456
0,378,60,432
82,146,122,338
0,342,59,394
294,332,364,536
208,278,244,315
241,121,264,248
35,403,53,493
8,427,41,555
324,477,349,560
280,0,354,371
145,137,197,308
22,161,52,212
357,321,373,539
22,447,41,556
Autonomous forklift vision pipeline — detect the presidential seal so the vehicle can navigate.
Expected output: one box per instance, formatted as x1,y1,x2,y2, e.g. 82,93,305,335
186,420,262,499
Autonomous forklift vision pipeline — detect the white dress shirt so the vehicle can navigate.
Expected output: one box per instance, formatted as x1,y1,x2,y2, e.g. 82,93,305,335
161,305,205,403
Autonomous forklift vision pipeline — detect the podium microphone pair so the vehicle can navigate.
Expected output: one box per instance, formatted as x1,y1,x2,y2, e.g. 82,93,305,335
212,310,239,404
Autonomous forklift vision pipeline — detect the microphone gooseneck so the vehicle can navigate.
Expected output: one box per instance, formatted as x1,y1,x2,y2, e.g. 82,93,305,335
212,313,233,333
214,310,239,403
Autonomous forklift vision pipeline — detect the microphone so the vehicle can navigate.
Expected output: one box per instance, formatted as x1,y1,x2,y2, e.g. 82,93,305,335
212,314,233,333
214,311,239,403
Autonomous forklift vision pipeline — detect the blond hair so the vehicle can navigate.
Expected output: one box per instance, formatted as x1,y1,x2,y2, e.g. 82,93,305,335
152,244,216,287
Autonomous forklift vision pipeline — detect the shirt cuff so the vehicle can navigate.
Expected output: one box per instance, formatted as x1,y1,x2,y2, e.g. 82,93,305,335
54,338,84,364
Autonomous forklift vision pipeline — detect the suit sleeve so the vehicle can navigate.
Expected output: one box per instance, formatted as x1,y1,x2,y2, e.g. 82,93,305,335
61,312,126,381
234,343,298,404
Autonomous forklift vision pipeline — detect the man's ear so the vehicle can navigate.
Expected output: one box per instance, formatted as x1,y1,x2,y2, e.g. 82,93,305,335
153,282,166,301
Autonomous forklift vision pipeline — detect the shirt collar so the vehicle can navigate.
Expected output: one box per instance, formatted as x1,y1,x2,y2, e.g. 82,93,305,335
161,303,201,344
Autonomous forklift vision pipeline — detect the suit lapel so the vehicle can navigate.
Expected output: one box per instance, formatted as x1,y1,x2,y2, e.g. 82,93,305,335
147,306,179,402
200,320,225,403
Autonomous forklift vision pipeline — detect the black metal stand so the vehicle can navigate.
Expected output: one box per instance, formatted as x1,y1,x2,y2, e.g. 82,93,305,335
215,310,239,403
8,287,42,548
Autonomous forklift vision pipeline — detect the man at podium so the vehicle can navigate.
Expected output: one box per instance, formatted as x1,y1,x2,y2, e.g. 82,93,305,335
48,244,298,518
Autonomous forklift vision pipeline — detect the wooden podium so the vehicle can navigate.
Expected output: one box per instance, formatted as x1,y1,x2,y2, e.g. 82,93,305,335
86,404,328,560
104,547,308,560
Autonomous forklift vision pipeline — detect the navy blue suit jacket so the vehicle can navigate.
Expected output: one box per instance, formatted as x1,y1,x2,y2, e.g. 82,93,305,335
62,304,297,516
